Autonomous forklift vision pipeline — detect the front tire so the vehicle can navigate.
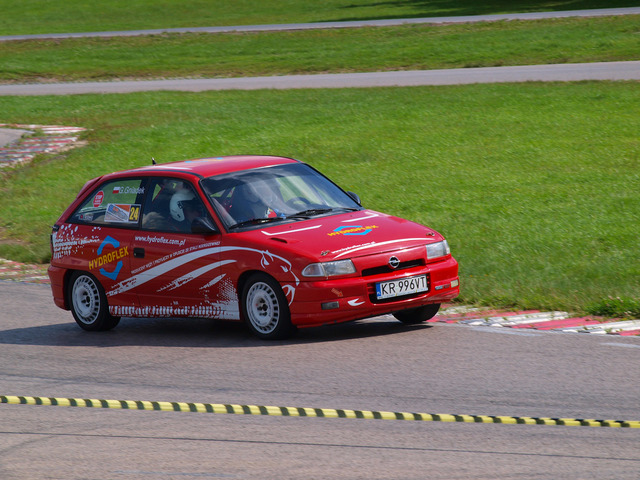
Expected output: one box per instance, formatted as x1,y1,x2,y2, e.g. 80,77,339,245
241,273,295,340
393,303,440,325
68,271,120,331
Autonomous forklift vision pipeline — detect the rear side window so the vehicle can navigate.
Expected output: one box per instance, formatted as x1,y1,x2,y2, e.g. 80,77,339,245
141,177,212,233
69,178,146,227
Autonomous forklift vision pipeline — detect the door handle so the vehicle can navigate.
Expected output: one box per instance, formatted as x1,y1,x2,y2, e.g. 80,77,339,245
133,247,145,258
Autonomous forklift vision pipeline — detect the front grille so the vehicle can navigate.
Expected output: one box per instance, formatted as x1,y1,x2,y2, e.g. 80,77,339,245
361,259,423,277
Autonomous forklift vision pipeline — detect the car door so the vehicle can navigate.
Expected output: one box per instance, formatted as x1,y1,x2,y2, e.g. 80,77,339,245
63,177,147,313
127,177,232,318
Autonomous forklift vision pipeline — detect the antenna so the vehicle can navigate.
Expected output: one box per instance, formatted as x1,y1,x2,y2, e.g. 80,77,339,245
151,157,157,165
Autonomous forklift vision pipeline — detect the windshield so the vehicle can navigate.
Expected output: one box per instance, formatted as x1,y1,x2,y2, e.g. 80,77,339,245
201,163,361,230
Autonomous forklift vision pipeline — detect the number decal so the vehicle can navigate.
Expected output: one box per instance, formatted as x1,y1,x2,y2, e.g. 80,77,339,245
129,205,140,222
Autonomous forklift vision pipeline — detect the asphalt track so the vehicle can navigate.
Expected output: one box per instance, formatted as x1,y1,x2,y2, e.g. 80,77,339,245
1,281,639,480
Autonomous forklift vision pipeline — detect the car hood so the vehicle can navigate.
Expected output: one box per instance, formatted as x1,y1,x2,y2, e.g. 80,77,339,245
241,209,444,261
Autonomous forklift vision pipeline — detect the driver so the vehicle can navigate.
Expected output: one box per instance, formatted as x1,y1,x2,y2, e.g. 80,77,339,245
170,190,203,230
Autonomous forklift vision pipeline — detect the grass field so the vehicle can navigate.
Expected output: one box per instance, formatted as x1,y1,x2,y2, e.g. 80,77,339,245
0,83,638,317
1,16,639,84
1,0,638,35
0,1,638,318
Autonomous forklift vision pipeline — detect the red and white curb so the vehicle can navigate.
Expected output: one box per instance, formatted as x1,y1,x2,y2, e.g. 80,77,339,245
432,305,640,337
0,123,87,168
0,258,49,284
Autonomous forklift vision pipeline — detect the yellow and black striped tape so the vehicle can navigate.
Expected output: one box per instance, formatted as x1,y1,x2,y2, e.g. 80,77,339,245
2,395,638,428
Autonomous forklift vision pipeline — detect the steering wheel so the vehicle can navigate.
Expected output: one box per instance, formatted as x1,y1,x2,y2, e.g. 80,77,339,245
285,196,311,209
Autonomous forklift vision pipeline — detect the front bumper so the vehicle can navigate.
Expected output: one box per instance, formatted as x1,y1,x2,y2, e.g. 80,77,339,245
288,256,459,327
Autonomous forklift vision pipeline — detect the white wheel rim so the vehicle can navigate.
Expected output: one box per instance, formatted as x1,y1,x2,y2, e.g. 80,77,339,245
246,282,280,334
72,276,100,324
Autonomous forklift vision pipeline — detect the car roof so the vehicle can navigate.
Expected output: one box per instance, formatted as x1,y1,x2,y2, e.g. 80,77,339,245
125,155,301,179
72,156,304,206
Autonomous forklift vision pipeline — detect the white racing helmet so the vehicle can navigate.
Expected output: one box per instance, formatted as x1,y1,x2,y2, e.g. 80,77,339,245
170,190,196,221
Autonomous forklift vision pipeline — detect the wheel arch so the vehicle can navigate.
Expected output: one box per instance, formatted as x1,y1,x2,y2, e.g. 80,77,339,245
239,270,295,340
236,269,277,317
60,268,77,310
66,270,120,331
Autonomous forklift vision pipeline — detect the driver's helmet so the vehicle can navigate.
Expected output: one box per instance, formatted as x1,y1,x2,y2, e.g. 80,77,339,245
170,190,196,221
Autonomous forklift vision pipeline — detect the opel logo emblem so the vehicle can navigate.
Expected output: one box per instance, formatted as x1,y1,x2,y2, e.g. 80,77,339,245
389,256,400,269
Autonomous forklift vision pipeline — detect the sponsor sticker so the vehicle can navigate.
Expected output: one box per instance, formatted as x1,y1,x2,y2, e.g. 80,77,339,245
91,235,129,280
104,204,141,223
93,191,104,207
328,225,379,236
112,186,145,195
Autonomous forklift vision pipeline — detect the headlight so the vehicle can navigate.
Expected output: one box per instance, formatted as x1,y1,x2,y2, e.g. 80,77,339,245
302,259,356,277
426,240,450,260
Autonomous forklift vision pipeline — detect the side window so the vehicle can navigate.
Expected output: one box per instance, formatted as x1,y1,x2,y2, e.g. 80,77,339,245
142,178,210,233
69,178,145,227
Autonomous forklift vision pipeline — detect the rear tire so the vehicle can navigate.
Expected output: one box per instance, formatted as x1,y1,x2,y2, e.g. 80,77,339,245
68,271,120,331
241,273,295,340
393,304,440,325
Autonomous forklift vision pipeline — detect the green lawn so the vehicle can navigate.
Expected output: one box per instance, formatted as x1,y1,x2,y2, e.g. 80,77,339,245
1,16,639,84
1,83,638,316
1,0,638,35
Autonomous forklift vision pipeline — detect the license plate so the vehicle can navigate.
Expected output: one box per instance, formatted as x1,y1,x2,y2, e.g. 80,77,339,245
375,275,428,300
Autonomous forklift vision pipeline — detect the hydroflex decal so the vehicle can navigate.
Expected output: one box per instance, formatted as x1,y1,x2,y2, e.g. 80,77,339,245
328,225,379,237
92,235,128,281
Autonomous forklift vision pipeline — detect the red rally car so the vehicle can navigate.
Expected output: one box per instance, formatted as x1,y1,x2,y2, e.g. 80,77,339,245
48,156,459,339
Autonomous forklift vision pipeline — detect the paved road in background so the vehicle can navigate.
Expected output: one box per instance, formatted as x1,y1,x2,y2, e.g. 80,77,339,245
1,62,639,96
1,7,639,41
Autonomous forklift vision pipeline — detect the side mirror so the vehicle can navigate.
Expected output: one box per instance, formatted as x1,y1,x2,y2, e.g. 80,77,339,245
347,191,361,206
191,217,219,234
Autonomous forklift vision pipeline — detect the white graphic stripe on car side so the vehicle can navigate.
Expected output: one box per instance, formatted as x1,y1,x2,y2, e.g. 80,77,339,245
158,260,236,292
107,246,219,296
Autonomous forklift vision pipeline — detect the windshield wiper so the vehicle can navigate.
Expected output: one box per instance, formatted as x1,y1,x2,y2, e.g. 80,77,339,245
287,208,334,218
287,207,360,219
228,217,286,230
